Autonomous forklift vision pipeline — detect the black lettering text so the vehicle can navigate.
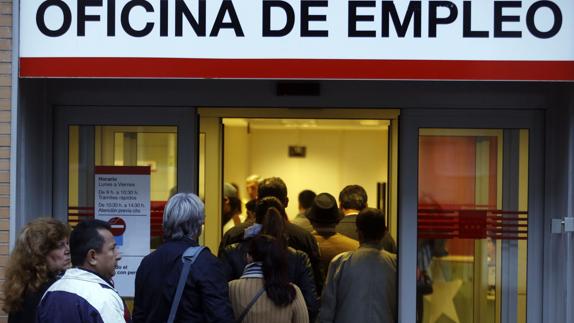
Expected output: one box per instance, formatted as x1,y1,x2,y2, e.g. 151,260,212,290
527,0,561,39
78,0,102,36
263,0,295,37
382,1,421,38
349,1,376,37
429,1,458,38
210,1,244,37
463,1,488,37
36,0,72,37
301,1,328,37
176,0,206,36
494,1,522,38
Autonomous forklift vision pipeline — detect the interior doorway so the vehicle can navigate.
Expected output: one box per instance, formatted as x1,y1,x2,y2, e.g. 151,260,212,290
198,108,400,252
222,118,391,232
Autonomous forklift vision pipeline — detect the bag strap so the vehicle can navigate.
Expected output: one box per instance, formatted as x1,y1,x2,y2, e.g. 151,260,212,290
236,287,265,323
167,246,206,323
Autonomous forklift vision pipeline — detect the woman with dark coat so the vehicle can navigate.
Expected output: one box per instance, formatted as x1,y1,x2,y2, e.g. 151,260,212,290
3,218,70,323
219,197,319,321
133,193,234,323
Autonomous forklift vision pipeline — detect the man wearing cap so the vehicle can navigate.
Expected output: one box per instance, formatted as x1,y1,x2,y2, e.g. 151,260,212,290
320,208,397,323
307,192,359,281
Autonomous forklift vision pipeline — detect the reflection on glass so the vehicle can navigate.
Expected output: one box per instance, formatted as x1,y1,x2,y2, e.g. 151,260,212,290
68,126,178,249
417,129,528,323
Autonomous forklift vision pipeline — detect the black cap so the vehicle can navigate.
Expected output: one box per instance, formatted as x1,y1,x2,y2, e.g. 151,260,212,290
306,193,344,225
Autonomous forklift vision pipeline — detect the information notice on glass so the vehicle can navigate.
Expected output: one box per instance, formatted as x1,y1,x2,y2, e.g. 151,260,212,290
94,166,151,297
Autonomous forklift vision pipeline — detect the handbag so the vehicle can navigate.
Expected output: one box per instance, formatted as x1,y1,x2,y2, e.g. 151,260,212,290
167,246,206,323
417,270,433,295
236,287,265,323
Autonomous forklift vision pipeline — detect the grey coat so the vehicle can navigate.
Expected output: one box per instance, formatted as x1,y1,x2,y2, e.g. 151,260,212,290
319,242,397,323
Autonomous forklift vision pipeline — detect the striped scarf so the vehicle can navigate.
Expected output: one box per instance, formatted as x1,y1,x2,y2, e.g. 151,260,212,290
241,262,264,278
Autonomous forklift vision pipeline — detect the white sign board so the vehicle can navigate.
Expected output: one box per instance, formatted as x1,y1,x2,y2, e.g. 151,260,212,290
19,0,574,80
94,166,151,297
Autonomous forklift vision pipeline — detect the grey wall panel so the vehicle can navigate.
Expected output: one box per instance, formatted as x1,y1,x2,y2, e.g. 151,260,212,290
543,85,574,323
17,80,53,227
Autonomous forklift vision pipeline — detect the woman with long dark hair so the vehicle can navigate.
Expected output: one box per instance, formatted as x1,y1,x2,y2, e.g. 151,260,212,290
229,232,308,323
220,197,319,320
3,218,70,322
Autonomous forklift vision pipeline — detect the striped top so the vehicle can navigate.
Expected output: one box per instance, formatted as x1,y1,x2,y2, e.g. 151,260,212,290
229,267,309,323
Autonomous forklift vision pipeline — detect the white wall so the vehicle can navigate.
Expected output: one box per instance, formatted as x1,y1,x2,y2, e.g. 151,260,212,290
224,125,388,219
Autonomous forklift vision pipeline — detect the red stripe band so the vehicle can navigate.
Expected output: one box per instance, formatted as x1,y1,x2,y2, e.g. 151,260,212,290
19,57,574,81
95,166,151,175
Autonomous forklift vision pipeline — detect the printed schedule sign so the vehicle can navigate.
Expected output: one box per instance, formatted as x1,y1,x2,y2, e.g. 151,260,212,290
94,166,151,297
19,0,574,80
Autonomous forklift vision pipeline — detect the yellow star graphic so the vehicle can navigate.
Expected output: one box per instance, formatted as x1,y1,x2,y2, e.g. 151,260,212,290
423,279,463,323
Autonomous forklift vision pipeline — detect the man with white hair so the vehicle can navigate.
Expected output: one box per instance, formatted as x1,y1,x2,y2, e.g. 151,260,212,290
133,193,234,323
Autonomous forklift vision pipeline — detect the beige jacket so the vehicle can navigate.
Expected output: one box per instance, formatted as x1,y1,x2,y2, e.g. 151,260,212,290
229,277,309,323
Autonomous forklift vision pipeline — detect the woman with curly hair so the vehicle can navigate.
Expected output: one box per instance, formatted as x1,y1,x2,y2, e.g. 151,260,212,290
3,218,70,322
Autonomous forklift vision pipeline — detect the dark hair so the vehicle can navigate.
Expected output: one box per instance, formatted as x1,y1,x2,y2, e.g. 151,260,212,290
298,190,316,210
260,206,288,249
229,196,242,214
258,177,288,206
356,208,386,242
248,235,296,307
70,220,112,267
245,199,257,213
255,196,287,224
339,185,368,210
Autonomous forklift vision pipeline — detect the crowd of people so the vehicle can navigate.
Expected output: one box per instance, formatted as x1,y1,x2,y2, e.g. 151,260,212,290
2,176,397,323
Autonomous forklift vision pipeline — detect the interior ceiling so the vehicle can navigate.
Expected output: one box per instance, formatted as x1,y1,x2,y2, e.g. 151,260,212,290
223,118,390,130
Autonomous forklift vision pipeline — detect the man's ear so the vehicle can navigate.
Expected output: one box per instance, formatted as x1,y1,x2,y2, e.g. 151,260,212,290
87,249,97,266
284,197,289,208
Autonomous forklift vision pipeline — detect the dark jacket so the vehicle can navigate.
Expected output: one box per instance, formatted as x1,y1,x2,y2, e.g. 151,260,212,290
220,242,319,321
8,278,57,323
133,239,234,323
220,221,323,291
336,214,398,253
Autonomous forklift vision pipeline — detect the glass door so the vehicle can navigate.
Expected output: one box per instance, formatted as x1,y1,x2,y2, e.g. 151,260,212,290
53,107,197,244
417,129,528,323
398,110,544,323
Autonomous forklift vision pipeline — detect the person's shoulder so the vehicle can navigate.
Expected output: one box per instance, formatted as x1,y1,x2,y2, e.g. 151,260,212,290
286,222,315,239
330,250,354,266
380,249,398,263
290,282,304,295
222,223,250,244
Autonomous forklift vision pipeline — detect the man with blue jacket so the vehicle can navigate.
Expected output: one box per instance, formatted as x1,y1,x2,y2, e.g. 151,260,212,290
37,220,128,322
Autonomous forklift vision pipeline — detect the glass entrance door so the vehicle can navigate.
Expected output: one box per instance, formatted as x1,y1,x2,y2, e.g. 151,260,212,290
417,129,528,323
53,107,197,243
398,110,544,323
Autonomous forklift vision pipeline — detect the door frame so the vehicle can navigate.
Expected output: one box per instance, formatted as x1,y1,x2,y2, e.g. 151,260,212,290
198,107,400,252
398,109,544,323
53,106,197,224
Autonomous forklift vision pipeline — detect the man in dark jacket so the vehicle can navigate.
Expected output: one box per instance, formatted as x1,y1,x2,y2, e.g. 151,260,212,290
219,177,323,291
133,193,234,323
336,184,397,253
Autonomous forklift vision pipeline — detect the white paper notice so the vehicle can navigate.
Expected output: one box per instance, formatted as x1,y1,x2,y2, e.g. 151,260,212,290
94,166,151,297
